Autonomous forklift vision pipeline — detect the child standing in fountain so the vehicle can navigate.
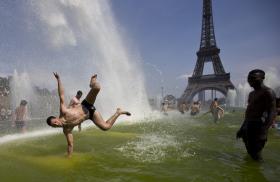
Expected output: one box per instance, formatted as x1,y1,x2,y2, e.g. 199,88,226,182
13,100,28,133
46,73,131,158
210,98,224,123
68,90,83,132
236,69,276,161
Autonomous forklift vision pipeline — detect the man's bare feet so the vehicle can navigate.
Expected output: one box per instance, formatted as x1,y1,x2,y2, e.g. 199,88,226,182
116,108,131,116
90,74,98,88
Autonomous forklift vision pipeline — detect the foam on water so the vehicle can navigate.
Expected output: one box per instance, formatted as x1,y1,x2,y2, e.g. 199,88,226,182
115,116,198,163
115,132,197,163
115,133,180,163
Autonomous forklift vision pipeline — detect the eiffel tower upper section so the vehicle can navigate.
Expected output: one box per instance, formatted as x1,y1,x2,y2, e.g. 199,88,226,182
192,0,226,77
180,0,234,103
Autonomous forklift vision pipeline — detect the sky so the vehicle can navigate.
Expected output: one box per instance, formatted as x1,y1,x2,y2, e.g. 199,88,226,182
0,0,279,98
110,0,280,97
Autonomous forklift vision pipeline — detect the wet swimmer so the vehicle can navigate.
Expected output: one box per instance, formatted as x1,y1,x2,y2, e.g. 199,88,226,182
68,90,83,132
190,101,200,116
210,98,224,123
46,73,131,157
236,69,276,161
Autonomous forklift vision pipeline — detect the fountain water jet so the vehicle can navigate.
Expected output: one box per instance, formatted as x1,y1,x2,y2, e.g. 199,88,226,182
226,67,280,108
28,0,151,119
10,70,34,109
0,0,151,142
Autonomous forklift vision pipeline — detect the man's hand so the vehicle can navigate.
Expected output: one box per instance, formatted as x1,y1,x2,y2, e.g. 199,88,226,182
53,72,60,80
236,129,242,139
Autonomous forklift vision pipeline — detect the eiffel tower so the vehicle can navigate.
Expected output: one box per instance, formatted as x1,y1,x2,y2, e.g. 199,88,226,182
180,0,234,103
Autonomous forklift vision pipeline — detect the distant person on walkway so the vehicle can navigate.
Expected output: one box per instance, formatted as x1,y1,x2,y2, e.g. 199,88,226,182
69,90,83,132
210,98,224,123
13,100,28,133
236,69,276,161
46,73,131,158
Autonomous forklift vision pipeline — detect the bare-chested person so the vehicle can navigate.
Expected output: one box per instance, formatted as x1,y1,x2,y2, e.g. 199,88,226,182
178,102,189,114
161,100,168,115
236,69,276,161
68,90,83,132
210,98,224,123
46,73,131,157
190,101,200,116
13,100,28,133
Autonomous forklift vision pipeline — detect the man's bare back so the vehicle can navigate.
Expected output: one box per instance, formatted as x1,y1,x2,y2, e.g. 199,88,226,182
46,73,131,157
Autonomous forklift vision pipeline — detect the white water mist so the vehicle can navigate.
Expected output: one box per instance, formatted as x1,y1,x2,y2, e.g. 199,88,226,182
10,70,34,109
27,0,151,118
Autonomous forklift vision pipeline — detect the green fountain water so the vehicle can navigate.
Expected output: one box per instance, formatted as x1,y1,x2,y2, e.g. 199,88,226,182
0,111,279,182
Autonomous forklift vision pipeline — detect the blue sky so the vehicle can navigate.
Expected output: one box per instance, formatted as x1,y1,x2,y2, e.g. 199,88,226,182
0,0,279,98
110,0,280,97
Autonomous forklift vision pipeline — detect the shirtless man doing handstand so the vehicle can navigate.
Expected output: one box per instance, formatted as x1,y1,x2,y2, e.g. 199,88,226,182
46,73,131,157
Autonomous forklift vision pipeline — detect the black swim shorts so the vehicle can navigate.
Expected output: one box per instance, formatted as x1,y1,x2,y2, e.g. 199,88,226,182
81,99,96,119
15,120,25,129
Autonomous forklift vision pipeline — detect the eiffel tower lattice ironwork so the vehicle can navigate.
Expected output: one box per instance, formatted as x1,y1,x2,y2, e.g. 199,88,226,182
180,0,234,103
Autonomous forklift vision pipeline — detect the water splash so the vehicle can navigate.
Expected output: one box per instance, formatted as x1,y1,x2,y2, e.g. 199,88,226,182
115,133,180,163
18,0,150,119
0,0,151,141
226,89,237,107
0,129,59,145
264,67,280,91
10,70,34,109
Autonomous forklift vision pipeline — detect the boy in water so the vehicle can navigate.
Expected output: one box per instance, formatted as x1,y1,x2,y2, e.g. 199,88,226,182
46,73,131,157
68,90,83,132
209,98,224,123
13,100,28,133
190,101,200,116
236,69,276,161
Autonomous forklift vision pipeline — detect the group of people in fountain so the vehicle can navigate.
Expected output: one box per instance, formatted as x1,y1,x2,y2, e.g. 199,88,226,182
163,69,278,162
176,98,224,123
42,69,279,161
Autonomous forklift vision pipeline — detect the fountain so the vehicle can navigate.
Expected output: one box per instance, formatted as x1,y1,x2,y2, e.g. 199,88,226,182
27,0,151,118
0,0,151,142
10,70,34,110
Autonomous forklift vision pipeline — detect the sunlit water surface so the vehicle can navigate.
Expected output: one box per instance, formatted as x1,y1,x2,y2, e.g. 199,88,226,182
0,111,279,182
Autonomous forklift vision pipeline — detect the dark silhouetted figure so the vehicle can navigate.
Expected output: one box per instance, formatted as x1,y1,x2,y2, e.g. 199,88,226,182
236,69,276,161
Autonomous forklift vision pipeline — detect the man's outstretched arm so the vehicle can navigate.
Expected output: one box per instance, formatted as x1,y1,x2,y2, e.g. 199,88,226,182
63,127,74,158
53,72,65,109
